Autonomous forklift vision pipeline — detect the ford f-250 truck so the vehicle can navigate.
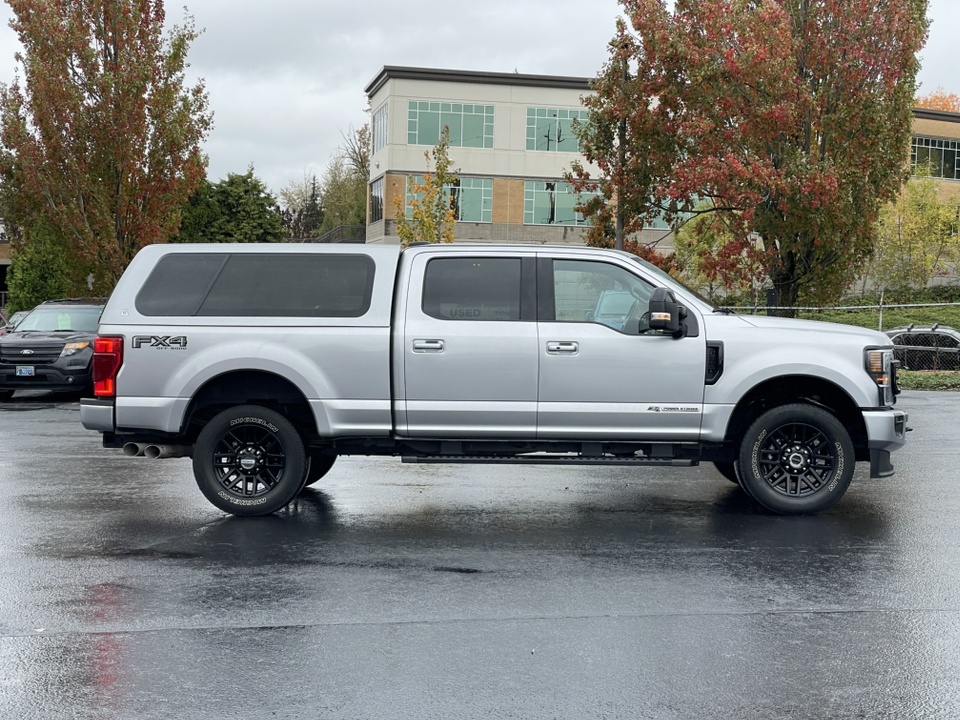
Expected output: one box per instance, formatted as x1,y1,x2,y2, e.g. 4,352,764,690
80,242,908,516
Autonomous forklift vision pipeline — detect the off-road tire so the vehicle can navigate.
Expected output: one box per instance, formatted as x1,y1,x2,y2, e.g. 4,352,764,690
193,404,306,516
737,404,855,515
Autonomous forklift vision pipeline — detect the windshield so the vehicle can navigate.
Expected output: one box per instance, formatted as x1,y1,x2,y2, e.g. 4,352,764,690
15,307,103,333
615,251,721,313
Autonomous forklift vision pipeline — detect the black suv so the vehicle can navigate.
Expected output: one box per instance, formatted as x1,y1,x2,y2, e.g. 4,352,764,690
0,299,106,401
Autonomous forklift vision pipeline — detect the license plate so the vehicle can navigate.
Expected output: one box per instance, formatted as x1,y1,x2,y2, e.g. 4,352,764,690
16,366,35,377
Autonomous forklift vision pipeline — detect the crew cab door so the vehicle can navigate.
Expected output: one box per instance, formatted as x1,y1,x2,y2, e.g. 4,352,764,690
536,255,706,440
401,252,538,437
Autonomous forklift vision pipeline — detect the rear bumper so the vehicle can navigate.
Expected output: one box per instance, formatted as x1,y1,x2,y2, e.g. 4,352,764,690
862,408,909,478
80,398,115,432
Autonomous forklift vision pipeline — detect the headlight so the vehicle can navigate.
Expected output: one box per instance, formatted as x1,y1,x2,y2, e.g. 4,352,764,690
865,348,896,406
60,341,91,358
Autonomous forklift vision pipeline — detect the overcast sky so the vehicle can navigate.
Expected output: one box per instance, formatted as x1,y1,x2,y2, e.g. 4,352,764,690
0,0,956,197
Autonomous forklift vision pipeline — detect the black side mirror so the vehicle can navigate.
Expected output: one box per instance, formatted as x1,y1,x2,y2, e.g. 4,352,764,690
649,288,684,337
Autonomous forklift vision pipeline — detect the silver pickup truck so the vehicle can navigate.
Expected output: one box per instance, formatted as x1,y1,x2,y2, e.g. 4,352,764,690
81,242,908,516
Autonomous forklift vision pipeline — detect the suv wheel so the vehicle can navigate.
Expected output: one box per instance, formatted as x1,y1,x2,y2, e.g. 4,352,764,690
737,404,854,514
193,405,306,516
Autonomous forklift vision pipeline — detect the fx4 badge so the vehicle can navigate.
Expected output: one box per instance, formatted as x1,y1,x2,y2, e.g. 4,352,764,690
132,335,188,350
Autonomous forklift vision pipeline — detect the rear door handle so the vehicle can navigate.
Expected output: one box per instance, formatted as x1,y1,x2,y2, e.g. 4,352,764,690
413,339,444,353
546,341,579,355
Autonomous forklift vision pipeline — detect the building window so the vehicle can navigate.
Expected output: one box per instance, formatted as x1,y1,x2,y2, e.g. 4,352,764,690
406,176,493,223
524,181,595,226
912,136,959,180
526,107,589,152
370,178,384,223
408,101,494,148
372,103,388,154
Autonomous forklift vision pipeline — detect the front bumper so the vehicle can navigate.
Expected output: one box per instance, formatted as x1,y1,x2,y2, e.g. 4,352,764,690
0,362,92,393
862,408,909,478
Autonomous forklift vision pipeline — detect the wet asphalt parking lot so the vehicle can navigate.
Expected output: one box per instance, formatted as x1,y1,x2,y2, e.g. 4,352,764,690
0,390,958,719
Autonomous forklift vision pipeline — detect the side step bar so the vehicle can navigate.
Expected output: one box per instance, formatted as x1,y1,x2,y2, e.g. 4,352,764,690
402,455,699,467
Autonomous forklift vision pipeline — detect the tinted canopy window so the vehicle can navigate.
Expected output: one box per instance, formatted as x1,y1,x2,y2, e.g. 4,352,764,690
422,257,522,321
136,253,376,317
136,253,227,316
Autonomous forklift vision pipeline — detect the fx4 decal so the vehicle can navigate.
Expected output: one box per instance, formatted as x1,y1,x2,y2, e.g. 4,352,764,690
132,335,188,349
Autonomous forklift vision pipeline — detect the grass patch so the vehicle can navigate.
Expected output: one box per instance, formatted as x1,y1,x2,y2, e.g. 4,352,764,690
897,371,960,391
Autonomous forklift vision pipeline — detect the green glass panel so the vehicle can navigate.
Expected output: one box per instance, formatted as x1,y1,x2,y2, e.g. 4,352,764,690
452,104,461,113
536,108,546,117
483,137,493,149
485,106,493,115
916,146,929,166
539,118,560,151
459,186,483,221
408,132,416,144
409,101,417,111
429,102,440,112
464,104,473,113
558,109,568,119
555,191,578,225
408,120,417,131
557,118,578,152
441,112,462,146
462,114,484,148
418,111,440,146
527,108,536,117
945,149,957,179
441,103,451,112
419,101,428,111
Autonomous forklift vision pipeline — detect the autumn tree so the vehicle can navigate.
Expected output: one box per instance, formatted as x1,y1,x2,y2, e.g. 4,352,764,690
867,168,960,290
392,127,457,245
0,0,212,290
578,0,928,312
673,203,769,302
916,86,960,113
5,222,75,313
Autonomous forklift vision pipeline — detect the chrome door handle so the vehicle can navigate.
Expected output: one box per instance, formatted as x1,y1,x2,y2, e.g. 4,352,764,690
412,339,444,353
546,341,579,355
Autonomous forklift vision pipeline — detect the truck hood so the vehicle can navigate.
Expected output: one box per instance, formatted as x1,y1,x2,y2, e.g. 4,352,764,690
733,314,890,345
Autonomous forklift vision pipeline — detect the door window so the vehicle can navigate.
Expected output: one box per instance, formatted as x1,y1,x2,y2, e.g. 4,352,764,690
422,257,523,321
552,259,655,335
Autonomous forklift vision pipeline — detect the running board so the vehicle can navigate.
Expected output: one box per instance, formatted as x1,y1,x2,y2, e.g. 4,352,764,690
402,455,698,467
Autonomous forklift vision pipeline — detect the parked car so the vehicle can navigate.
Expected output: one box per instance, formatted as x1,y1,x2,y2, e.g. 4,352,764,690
885,324,960,371
0,299,106,400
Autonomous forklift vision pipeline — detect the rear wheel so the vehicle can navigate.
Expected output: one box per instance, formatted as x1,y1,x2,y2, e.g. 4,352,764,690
737,404,854,515
193,404,306,516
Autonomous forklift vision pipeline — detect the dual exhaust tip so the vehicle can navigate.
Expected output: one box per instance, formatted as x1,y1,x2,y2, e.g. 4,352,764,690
122,442,192,459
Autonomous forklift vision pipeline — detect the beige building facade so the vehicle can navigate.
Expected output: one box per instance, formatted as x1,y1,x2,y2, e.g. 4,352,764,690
363,65,960,253
364,66,603,246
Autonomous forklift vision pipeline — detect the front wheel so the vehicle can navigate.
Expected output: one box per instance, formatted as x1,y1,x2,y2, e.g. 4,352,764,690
193,405,306,516
737,404,855,515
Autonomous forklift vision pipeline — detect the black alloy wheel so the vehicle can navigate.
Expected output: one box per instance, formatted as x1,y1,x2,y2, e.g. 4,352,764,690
193,405,306,516
737,404,854,514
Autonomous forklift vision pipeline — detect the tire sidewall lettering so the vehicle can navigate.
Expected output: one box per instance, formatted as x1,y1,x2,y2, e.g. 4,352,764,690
230,417,279,433
751,428,767,479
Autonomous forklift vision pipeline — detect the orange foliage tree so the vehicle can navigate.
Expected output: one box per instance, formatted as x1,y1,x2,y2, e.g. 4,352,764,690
0,0,212,290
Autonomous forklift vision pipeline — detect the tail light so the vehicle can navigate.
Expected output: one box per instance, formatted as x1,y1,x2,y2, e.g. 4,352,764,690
93,336,124,398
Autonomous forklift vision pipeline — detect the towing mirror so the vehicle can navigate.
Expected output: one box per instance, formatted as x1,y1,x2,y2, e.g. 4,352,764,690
649,288,683,336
